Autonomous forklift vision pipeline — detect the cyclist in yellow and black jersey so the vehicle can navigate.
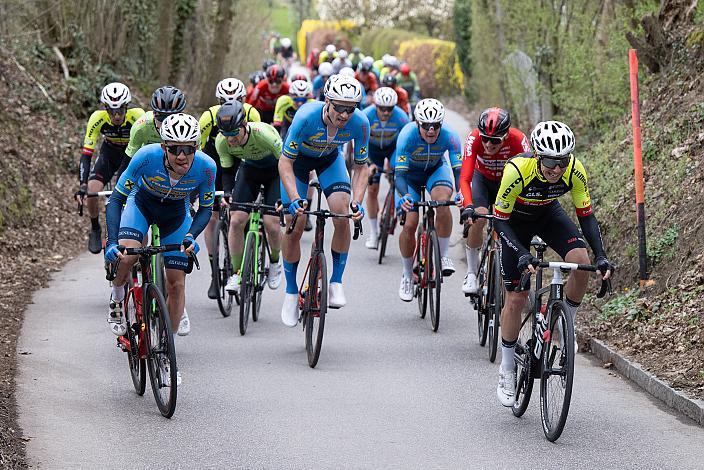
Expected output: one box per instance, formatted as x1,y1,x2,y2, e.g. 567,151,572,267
76,82,145,254
492,121,613,408
198,78,261,299
273,79,314,140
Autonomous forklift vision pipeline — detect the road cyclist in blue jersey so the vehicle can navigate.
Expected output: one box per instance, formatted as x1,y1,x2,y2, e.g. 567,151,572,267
279,74,371,327
104,113,216,384
395,98,463,301
362,86,410,249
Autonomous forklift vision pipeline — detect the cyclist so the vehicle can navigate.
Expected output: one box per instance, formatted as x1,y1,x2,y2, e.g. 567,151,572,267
199,78,261,300
268,33,281,56
104,113,215,384
312,62,334,101
396,63,421,109
246,71,266,103
273,80,315,139
306,47,321,76
331,49,352,74
318,44,337,64
214,101,283,293
458,107,530,294
380,55,399,81
355,58,378,107
381,74,410,115
349,47,364,69
124,86,186,159
278,37,296,69
279,75,370,327
247,64,289,124
76,82,145,254
363,87,409,249
395,99,462,301
493,120,613,407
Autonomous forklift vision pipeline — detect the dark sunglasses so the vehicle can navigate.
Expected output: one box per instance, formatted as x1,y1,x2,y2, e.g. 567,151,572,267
270,79,282,85
420,122,442,131
106,106,127,114
331,102,357,114
165,144,196,156
539,155,570,169
221,126,244,137
378,106,394,113
481,135,505,145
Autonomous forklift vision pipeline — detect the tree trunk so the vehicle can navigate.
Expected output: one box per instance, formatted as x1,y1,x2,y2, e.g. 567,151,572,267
156,0,174,84
197,0,235,107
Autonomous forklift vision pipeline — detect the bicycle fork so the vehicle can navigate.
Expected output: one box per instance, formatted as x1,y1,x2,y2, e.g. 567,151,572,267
532,269,565,359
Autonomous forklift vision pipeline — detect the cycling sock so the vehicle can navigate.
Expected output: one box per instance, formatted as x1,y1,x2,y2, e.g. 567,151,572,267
466,246,480,274
90,217,100,230
283,259,299,294
438,236,450,257
369,217,378,235
501,338,517,371
111,285,125,303
402,256,413,278
565,297,581,324
269,248,280,263
230,253,243,273
330,250,348,283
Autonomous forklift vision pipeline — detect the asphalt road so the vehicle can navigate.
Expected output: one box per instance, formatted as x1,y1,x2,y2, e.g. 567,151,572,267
17,111,704,469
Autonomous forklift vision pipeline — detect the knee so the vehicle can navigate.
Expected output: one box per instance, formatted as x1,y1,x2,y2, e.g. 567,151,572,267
565,248,590,265
87,180,102,191
166,275,185,293
505,291,528,311
402,218,418,234
332,216,350,231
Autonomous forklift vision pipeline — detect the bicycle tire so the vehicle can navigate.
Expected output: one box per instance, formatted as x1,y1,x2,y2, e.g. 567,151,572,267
154,253,166,296
305,251,327,368
124,287,146,396
512,309,535,418
428,230,442,332
487,252,502,362
378,192,393,264
540,301,575,442
252,234,268,323
416,231,428,319
214,223,234,317
476,250,489,346
239,235,255,336
144,283,177,418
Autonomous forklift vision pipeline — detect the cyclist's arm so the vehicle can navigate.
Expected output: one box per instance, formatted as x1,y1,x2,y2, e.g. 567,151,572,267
189,156,217,238
125,114,148,158
459,132,478,206
279,117,304,201
493,160,529,257
447,130,463,191
351,117,371,203
106,150,147,245
244,103,261,122
570,158,607,259
199,108,214,150
272,96,287,128
215,134,236,194
80,110,104,184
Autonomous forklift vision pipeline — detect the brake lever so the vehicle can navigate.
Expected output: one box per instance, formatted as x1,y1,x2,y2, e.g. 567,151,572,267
597,278,612,299
515,272,531,293
353,220,362,240
286,213,299,234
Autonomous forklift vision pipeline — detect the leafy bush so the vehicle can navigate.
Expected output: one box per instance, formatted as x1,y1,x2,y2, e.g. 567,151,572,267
398,39,464,97
358,28,420,60
297,19,356,58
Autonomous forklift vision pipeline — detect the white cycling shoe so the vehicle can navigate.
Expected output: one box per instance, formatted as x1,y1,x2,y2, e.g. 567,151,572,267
268,259,282,290
441,257,455,276
281,293,300,327
462,272,478,294
365,233,379,249
398,275,414,302
497,366,517,407
177,308,190,336
328,282,346,308
108,298,127,336
225,273,241,293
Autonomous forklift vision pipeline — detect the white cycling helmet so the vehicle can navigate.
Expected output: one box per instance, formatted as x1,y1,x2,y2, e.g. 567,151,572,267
381,54,391,65
318,61,334,77
414,98,445,124
337,49,348,59
289,80,312,98
324,75,363,103
530,120,575,157
325,44,336,54
101,82,131,109
215,78,246,102
374,87,398,107
280,37,292,48
339,66,355,77
160,113,200,143
387,56,399,68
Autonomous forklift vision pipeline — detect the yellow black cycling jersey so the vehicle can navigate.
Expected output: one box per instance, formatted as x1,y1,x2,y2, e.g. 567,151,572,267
199,103,261,150
494,153,593,221
81,107,145,158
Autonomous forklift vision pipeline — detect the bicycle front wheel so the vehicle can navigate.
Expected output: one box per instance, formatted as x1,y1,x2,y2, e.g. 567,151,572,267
512,308,535,418
239,235,255,336
378,192,393,264
305,251,327,368
214,222,234,317
540,301,575,441
252,235,268,323
487,252,503,362
476,253,489,346
427,230,442,332
124,287,145,395
144,284,177,418
416,232,428,319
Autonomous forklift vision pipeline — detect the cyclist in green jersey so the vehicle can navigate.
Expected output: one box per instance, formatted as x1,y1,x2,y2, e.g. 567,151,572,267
124,86,187,158
215,101,284,293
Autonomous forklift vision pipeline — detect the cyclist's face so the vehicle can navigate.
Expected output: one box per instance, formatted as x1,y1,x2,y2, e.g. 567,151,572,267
419,123,440,144
225,126,248,146
106,106,127,125
268,78,283,93
481,134,506,156
539,160,568,183
327,100,356,128
163,141,196,175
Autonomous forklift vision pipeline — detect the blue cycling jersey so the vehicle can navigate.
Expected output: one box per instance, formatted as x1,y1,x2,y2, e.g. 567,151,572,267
312,75,325,101
394,122,462,172
363,105,409,151
283,101,370,164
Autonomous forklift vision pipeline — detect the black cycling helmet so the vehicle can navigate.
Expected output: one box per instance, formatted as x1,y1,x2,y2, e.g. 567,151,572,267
151,86,187,114
216,100,246,132
381,74,397,87
266,64,286,81
262,58,276,71
249,70,266,85
478,107,511,137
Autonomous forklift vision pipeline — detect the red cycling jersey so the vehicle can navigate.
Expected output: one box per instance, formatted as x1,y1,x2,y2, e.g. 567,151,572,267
247,80,290,112
459,127,530,206
355,71,378,93
394,86,410,114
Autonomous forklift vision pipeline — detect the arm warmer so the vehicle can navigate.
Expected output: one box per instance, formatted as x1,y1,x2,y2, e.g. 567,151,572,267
453,167,461,192
105,191,128,246
188,204,213,239
79,154,92,184
578,213,607,260
395,170,409,196
222,165,236,194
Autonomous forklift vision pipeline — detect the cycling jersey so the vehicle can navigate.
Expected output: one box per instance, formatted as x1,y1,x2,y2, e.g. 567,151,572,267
199,103,261,151
460,127,530,206
363,105,409,166
280,45,294,59
312,75,326,100
125,111,162,158
247,80,289,113
396,72,420,97
331,57,352,73
215,122,282,170
82,107,145,157
318,50,337,63
355,71,378,93
273,96,313,129
394,122,462,174
392,86,410,114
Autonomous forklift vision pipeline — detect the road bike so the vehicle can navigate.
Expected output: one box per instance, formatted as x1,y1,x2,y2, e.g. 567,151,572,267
108,243,199,418
464,213,503,362
287,180,362,368
401,187,455,332
371,168,397,265
211,197,236,317
511,237,611,441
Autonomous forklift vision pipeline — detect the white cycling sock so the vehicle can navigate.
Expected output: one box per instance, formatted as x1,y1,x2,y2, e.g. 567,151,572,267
466,245,480,274
402,256,414,278
438,236,450,258
369,217,378,235
501,339,516,371
112,284,125,303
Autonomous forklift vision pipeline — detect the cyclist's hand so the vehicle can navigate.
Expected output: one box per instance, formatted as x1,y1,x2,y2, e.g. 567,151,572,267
460,205,475,225
368,163,378,175
350,201,365,221
220,193,231,208
74,183,87,202
288,197,307,216
517,253,539,274
596,257,614,280
104,244,123,263
182,234,196,254
454,192,464,207
396,194,414,213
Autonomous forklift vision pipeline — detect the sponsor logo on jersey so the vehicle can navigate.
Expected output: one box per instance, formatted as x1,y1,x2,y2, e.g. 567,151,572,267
124,179,135,190
359,146,367,155
500,175,522,199
147,175,165,183
289,141,298,150
204,191,213,201
397,155,407,163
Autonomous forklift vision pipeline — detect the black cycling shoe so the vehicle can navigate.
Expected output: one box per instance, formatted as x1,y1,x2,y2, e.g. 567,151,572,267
207,277,219,299
304,217,313,232
88,226,102,254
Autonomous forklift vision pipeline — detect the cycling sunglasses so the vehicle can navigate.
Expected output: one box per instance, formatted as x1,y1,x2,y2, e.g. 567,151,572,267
165,144,197,156
270,79,283,85
106,106,127,114
221,126,244,137
481,134,505,145
331,102,357,114
378,106,394,113
420,122,442,131
539,155,570,169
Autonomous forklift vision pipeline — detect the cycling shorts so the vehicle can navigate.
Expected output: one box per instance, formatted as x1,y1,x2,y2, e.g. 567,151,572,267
231,164,280,212
367,145,395,184
259,109,275,125
280,150,351,206
471,171,500,209
499,203,587,291
89,142,128,185
117,191,192,271
394,162,453,213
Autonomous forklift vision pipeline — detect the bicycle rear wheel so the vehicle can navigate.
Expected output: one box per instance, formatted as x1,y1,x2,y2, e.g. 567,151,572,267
487,252,503,362
239,235,255,336
124,287,146,395
540,301,574,441
378,192,393,264
252,236,268,323
416,232,428,319
512,309,535,418
476,252,489,346
144,284,177,418
427,230,442,332
305,251,327,368
214,222,234,317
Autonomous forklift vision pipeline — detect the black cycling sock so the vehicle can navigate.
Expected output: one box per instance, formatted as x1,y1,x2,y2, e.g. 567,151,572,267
501,338,517,348
91,217,100,230
566,297,581,308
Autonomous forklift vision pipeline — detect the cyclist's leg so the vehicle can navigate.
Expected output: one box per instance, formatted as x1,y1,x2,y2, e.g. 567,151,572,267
280,160,312,294
86,142,122,219
365,151,385,241
318,154,352,287
466,173,496,268
228,165,259,275
398,172,422,281
262,168,282,263
160,209,193,333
